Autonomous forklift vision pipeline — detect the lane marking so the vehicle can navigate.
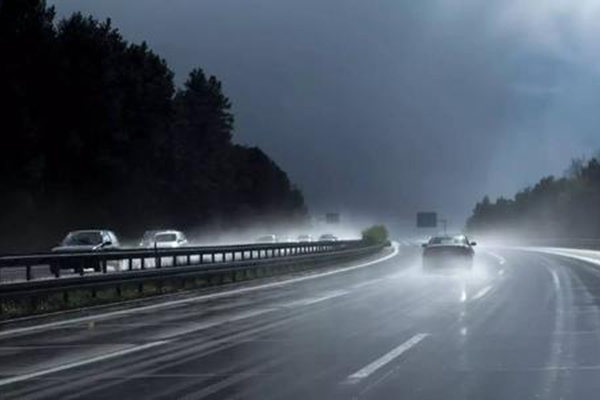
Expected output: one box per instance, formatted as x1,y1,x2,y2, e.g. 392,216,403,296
344,333,428,384
548,267,561,292
471,285,492,301
0,340,169,388
0,244,399,339
147,308,276,341
460,287,467,303
484,251,506,265
0,307,284,387
351,280,383,290
182,360,280,400
279,290,349,308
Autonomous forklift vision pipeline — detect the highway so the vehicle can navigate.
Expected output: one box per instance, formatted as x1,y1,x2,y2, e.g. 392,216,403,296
2,243,600,399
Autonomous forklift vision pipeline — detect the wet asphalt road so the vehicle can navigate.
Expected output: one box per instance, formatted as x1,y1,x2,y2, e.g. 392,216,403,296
2,243,600,399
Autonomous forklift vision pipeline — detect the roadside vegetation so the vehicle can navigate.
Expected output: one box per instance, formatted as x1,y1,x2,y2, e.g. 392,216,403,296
467,156,600,238
361,225,389,245
0,1,306,252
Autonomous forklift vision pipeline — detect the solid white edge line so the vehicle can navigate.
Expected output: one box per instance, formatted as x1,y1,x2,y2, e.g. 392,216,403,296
345,333,428,384
513,247,600,267
278,290,349,308
0,244,400,339
0,307,283,388
483,250,506,265
0,340,169,387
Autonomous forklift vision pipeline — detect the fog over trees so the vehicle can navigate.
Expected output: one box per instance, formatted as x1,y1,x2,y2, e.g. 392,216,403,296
467,156,600,240
0,0,306,252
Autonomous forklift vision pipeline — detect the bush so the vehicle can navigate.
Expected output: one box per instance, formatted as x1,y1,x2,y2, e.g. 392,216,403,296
362,225,389,245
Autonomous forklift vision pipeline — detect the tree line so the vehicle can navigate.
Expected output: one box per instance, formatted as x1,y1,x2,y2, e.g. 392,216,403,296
0,0,306,252
466,156,600,239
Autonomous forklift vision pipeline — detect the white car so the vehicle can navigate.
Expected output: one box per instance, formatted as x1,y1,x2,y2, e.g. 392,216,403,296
141,230,188,249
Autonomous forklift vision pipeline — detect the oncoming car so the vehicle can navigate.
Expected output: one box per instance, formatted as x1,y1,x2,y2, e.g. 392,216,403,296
51,230,120,274
422,234,476,270
140,230,188,248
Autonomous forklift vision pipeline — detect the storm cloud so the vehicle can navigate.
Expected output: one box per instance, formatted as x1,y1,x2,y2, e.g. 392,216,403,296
50,0,600,230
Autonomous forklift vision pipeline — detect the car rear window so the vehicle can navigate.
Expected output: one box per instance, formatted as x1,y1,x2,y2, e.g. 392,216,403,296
429,236,467,245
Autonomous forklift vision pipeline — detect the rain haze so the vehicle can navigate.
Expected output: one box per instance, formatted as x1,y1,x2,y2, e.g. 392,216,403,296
48,0,600,228
8,1,600,398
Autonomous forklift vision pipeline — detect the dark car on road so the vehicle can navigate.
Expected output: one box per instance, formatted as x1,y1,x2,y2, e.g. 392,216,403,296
51,230,120,274
422,235,476,270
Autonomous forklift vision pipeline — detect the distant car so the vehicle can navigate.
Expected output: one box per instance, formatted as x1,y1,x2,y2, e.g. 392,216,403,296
51,230,120,273
318,234,338,242
297,234,312,243
140,230,188,249
422,235,476,269
256,235,278,244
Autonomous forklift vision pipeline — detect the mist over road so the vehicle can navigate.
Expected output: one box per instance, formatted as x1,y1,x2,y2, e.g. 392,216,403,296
1,243,600,399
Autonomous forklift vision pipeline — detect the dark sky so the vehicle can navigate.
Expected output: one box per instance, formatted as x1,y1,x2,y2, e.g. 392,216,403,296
50,0,600,230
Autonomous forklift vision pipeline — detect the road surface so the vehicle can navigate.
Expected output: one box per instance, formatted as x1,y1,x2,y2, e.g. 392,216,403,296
2,243,600,399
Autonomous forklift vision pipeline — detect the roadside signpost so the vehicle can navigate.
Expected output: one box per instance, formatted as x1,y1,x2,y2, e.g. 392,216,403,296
416,212,437,228
416,212,447,234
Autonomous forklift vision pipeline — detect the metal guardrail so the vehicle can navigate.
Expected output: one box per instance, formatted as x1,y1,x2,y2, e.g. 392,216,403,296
523,238,600,250
487,238,600,251
0,240,363,285
0,240,385,318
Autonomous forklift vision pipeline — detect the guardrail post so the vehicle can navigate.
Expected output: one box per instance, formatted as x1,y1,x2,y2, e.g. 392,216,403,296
26,265,32,281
